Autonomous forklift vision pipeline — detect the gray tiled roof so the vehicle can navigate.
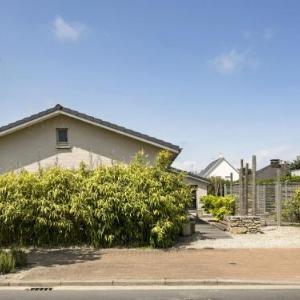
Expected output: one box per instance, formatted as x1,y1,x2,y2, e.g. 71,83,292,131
0,104,181,153
199,158,224,177
200,157,238,178
256,163,290,181
170,167,210,184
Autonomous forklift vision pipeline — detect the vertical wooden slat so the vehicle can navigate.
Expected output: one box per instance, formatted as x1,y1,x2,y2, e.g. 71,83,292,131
239,159,244,215
276,168,282,226
252,155,257,215
245,163,249,215
230,172,233,195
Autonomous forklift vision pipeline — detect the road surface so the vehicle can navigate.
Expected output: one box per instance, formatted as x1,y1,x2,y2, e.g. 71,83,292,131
0,287,300,300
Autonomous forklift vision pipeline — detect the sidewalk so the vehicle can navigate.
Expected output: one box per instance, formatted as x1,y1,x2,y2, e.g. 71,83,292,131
1,248,300,286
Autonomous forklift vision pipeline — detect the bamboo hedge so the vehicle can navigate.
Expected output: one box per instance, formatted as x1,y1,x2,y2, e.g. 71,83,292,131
0,151,192,248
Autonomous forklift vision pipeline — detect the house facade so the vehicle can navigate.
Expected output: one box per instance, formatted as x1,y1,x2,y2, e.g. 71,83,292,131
0,104,209,210
290,156,300,177
200,156,239,181
291,169,300,176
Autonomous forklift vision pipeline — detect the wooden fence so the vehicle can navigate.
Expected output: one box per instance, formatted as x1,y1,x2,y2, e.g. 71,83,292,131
228,183,300,224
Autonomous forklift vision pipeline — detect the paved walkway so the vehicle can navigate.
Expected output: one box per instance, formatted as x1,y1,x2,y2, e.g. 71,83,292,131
2,248,300,284
177,219,300,249
176,219,231,248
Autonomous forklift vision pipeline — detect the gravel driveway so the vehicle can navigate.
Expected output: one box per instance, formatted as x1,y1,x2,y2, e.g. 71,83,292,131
177,221,300,249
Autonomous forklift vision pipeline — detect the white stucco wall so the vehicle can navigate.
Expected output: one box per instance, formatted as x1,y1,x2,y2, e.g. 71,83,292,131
209,160,239,181
0,113,208,207
184,176,208,210
291,169,300,176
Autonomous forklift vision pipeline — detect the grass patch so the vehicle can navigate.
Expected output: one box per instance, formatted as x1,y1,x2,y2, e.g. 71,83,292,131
0,248,27,274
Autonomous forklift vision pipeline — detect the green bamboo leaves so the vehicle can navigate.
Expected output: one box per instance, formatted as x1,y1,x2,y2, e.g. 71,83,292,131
0,151,191,248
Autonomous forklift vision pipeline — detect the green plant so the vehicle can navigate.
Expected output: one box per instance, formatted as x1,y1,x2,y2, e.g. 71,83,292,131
257,174,300,185
290,159,300,171
283,188,300,222
149,220,182,248
10,248,27,268
0,151,191,248
280,174,300,183
0,251,15,274
201,195,235,220
207,177,230,196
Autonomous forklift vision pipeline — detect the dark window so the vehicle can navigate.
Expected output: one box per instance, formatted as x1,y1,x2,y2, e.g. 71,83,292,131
56,128,69,145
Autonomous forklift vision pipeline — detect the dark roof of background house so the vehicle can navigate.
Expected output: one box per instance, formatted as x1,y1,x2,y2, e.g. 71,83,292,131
170,167,210,184
256,162,290,181
0,104,181,153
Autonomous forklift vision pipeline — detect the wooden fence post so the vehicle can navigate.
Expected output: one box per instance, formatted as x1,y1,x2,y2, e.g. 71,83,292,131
252,155,257,215
239,159,244,215
245,163,249,215
256,184,260,215
230,172,233,195
263,184,267,215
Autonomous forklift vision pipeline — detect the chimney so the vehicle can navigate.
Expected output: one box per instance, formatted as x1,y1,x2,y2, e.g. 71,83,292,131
270,159,280,168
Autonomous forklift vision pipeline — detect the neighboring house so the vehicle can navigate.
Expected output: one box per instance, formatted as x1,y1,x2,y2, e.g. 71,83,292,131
0,104,209,210
290,156,300,177
199,156,239,181
291,169,300,176
256,159,290,181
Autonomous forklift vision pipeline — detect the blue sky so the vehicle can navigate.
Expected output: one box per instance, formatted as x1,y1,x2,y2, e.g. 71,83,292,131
1,0,300,171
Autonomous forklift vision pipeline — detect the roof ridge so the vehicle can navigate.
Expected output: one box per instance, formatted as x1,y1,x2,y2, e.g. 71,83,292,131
0,104,181,153
199,157,224,177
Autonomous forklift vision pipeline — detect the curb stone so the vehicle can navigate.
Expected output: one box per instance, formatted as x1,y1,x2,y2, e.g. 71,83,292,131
0,279,300,287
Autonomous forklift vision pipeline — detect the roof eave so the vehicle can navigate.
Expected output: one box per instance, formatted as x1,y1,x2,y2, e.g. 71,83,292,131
170,167,210,184
0,105,181,154
185,173,210,184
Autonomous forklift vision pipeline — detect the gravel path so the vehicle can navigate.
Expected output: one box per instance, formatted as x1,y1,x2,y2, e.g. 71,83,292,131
178,223,300,249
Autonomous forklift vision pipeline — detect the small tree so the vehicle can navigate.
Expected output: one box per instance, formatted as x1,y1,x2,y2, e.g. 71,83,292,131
208,177,230,196
290,158,300,171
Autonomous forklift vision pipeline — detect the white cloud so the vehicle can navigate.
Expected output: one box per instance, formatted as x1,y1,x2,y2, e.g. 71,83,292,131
53,16,87,42
211,49,258,75
263,28,275,41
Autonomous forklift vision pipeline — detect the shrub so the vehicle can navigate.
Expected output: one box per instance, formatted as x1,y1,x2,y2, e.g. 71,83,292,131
283,188,300,222
11,248,27,268
0,151,191,248
0,251,15,274
201,195,235,220
150,220,180,248
257,174,300,184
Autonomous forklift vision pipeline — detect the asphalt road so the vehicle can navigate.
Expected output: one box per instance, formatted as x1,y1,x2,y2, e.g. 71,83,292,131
0,288,300,300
